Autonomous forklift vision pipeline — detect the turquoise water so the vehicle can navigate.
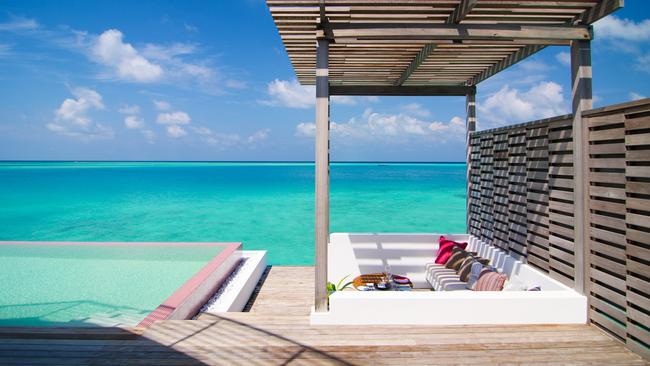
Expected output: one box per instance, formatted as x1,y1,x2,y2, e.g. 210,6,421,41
0,244,224,327
0,162,467,265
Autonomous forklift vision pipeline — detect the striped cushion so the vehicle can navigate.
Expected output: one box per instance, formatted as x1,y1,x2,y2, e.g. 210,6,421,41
474,271,508,291
444,247,470,270
458,257,490,282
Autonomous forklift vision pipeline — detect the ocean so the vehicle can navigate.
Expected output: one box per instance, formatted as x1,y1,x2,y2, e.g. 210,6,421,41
0,162,467,265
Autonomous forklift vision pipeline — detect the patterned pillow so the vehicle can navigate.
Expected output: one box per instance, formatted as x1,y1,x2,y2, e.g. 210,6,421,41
458,257,490,282
474,271,508,291
444,247,470,270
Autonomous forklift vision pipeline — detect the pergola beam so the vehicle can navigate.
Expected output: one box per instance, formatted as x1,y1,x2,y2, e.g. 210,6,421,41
578,0,624,24
330,85,475,97
447,0,478,24
320,23,592,43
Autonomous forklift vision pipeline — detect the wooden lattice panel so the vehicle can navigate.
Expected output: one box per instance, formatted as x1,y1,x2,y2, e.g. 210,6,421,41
469,134,482,237
492,131,510,250
507,128,528,258
624,109,650,360
479,133,494,244
526,124,551,272
548,117,576,287
584,100,650,360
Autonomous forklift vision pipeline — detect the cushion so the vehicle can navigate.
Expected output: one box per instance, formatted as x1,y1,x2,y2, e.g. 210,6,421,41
465,261,486,290
444,247,470,270
434,236,468,264
474,271,508,291
458,257,490,282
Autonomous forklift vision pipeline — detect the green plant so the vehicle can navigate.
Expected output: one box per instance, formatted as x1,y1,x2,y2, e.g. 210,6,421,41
327,275,353,296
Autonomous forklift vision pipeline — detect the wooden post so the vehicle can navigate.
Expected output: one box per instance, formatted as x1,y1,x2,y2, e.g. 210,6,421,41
314,38,330,313
570,39,592,296
466,89,476,233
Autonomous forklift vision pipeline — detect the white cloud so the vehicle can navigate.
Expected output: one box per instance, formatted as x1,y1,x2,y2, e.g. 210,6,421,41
594,16,650,42
190,126,270,147
166,125,187,138
141,129,155,143
118,104,140,114
260,79,378,108
295,123,316,138
91,29,163,83
0,17,38,32
261,79,313,108
296,107,465,144
0,43,11,57
401,103,431,117
630,92,646,101
153,99,171,111
54,87,104,127
48,87,112,139
124,115,144,129
225,79,247,89
636,53,650,74
156,111,191,125
555,52,571,66
247,128,270,143
184,23,199,33
478,81,568,129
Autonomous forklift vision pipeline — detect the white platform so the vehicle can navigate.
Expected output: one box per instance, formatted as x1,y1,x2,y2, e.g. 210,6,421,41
202,250,267,313
311,233,587,325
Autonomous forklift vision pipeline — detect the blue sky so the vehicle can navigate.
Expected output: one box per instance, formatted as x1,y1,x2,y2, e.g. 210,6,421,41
0,1,649,162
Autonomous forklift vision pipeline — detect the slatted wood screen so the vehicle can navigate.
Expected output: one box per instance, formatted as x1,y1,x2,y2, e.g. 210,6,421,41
584,100,650,360
468,99,650,360
469,115,572,281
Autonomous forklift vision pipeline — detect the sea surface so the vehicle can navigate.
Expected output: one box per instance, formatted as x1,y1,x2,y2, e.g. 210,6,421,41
0,162,467,265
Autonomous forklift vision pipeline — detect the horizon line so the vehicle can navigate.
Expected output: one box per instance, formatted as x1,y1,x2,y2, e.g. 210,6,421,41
0,160,466,164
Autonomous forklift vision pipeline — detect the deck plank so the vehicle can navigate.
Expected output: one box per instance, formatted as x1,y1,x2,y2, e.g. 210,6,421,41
0,266,646,365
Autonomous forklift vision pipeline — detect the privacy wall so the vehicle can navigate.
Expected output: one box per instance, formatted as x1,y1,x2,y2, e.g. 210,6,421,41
468,99,650,359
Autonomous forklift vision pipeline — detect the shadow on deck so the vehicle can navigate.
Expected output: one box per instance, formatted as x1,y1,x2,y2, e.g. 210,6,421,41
0,266,645,365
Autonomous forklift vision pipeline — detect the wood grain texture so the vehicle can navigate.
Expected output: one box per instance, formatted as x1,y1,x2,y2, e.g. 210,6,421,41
267,0,617,87
1,266,646,365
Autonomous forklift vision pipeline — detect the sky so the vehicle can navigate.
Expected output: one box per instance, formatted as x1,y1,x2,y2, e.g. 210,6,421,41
0,1,649,162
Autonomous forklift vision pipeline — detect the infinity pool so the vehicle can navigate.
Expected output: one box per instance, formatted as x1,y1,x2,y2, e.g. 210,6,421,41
0,242,234,327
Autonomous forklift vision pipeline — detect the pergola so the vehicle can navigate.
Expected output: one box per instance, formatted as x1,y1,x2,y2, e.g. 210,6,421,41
267,0,622,312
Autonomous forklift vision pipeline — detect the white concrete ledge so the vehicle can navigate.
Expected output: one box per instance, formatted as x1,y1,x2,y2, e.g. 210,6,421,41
202,250,267,313
313,233,587,326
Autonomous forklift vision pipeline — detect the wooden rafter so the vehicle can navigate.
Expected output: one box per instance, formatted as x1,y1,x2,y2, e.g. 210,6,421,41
447,0,478,24
577,0,624,24
394,44,436,86
395,0,478,86
470,45,545,85
267,0,622,87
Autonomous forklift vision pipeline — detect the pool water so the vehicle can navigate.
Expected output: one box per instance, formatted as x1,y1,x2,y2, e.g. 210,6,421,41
0,244,224,327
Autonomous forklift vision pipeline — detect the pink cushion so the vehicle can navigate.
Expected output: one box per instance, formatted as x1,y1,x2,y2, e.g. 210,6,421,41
434,236,468,264
474,271,508,291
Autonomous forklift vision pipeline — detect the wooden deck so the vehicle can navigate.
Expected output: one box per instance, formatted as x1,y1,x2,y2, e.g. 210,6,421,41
0,266,646,365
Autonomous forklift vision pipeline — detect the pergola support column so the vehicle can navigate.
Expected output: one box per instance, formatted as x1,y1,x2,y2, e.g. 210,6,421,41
570,39,592,296
466,89,476,233
314,38,330,313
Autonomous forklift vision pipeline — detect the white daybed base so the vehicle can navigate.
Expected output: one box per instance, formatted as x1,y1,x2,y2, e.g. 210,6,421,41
311,233,587,325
